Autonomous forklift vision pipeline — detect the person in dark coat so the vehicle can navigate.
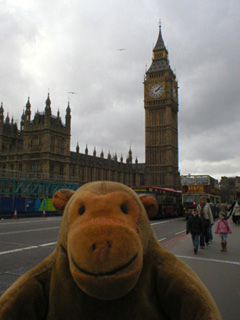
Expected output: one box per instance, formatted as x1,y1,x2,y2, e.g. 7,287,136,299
227,200,237,222
187,208,204,254
197,196,214,248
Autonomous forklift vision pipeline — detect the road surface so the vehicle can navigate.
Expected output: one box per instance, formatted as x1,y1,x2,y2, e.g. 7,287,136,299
0,216,239,319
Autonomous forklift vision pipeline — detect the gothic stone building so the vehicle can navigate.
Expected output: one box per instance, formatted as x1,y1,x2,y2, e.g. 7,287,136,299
0,95,144,187
0,26,180,190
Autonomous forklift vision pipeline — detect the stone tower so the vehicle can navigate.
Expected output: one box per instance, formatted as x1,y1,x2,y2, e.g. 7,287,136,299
20,94,71,178
144,25,180,188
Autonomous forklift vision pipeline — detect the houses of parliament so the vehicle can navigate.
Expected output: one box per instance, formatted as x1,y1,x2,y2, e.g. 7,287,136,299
0,27,180,190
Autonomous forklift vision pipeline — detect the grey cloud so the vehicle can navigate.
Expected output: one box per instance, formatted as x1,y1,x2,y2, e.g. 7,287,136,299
0,0,239,180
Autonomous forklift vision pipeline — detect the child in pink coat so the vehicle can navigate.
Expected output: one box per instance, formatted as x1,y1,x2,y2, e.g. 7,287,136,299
215,213,232,251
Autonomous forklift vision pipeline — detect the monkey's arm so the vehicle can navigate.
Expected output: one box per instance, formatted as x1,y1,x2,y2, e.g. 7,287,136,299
0,252,55,320
155,250,222,320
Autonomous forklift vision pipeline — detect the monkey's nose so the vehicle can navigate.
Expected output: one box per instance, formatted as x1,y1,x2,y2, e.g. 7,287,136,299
91,241,112,252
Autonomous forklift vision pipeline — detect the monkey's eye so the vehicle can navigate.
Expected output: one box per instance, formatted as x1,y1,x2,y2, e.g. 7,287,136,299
78,205,85,215
120,204,128,215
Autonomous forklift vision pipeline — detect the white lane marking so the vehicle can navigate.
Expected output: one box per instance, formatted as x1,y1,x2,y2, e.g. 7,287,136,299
1,227,59,235
0,242,57,255
175,229,186,235
0,217,62,226
39,242,57,247
176,255,240,266
1,243,239,267
151,218,184,226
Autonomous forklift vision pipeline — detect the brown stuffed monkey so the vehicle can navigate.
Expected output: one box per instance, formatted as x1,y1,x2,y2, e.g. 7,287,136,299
0,181,222,319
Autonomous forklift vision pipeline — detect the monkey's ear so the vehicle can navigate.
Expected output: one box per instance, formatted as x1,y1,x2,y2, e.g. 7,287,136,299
139,194,158,219
53,189,75,215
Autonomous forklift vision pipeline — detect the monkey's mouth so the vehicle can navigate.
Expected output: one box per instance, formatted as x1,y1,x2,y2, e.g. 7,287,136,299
71,253,138,277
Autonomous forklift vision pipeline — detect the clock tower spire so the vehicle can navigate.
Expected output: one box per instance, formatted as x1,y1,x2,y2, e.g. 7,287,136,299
153,24,166,51
144,25,180,189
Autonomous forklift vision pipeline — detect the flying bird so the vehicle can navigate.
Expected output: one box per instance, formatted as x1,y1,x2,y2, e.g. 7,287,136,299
68,92,77,94
117,49,126,51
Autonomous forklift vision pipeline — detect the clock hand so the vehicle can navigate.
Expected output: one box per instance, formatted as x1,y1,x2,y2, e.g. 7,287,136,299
155,87,161,92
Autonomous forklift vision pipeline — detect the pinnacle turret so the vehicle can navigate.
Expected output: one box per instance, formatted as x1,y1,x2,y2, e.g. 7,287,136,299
45,93,51,109
0,102,4,123
5,113,10,124
26,96,31,109
66,101,71,115
76,142,80,153
25,97,31,122
65,101,71,132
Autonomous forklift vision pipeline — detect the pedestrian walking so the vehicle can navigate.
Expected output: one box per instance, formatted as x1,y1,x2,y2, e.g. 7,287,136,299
206,198,215,242
197,196,214,248
227,200,236,220
232,200,240,225
215,213,232,251
187,208,204,254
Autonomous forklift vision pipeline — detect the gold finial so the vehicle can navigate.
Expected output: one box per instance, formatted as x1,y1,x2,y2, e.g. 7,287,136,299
159,19,161,28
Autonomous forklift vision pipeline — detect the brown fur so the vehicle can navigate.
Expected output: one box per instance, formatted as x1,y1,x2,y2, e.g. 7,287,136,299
0,181,222,319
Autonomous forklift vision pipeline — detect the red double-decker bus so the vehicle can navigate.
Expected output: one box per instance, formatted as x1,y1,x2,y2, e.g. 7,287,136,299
181,175,221,218
131,186,182,219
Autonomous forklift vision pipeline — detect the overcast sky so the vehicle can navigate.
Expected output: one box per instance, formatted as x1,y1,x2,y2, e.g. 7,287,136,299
1,0,239,182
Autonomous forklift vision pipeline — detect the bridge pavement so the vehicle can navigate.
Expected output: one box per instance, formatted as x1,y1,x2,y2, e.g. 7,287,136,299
165,219,240,320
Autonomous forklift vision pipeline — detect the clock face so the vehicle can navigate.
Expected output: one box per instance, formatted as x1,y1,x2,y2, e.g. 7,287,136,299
172,86,177,100
149,83,164,98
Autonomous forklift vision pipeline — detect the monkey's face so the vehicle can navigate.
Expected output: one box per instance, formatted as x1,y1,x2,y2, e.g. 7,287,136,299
67,191,143,300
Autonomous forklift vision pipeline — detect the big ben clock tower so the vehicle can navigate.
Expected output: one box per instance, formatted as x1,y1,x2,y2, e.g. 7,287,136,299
144,25,180,189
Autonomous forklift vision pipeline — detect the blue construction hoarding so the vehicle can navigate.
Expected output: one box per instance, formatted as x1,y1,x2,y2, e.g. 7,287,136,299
0,178,79,217
0,197,58,217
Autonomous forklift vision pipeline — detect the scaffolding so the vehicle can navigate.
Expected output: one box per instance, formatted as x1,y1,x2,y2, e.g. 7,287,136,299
0,178,79,197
